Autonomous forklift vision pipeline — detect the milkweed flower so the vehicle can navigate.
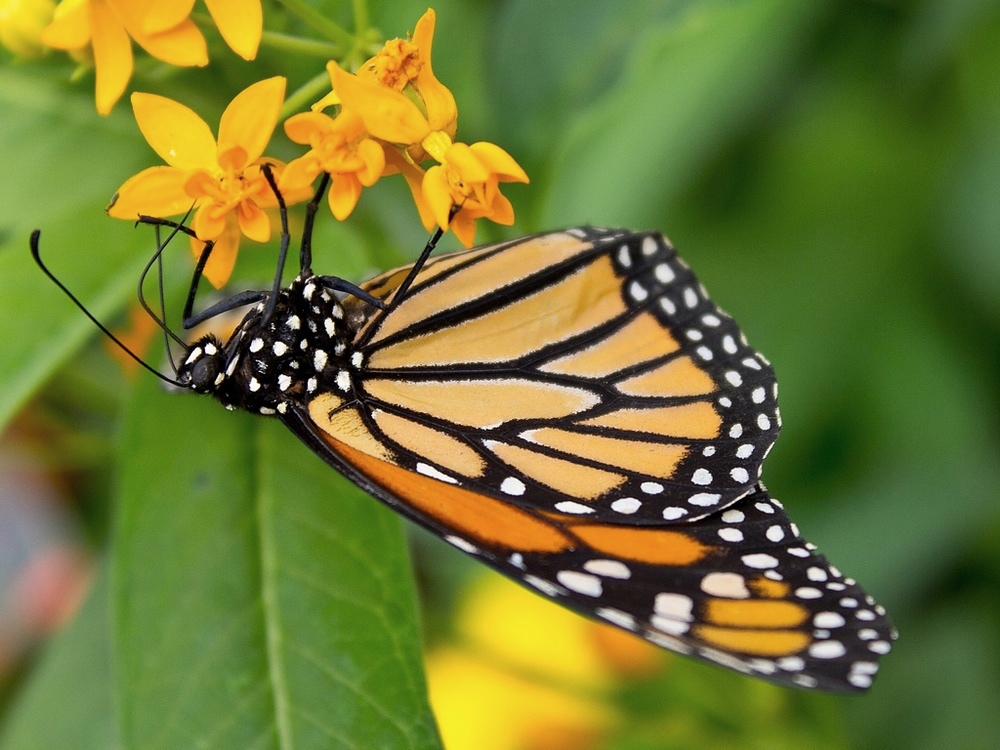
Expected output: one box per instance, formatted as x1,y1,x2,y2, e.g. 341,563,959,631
39,0,262,115
108,76,289,288
0,0,55,59
421,134,529,247
281,109,386,221
301,8,528,244
314,8,457,163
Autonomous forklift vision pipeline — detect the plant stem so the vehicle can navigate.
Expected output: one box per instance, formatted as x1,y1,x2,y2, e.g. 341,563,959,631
275,0,354,48
280,70,333,120
259,30,340,59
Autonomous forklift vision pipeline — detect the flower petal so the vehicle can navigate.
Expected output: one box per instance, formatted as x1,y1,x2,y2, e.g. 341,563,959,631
107,165,194,218
450,210,478,248
199,215,241,288
183,169,221,201
90,0,132,115
279,154,321,193
329,61,428,145
283,110,331,145
311,89,340,112
203,0,261,60
444,142,491,184
411,9,457,137
421,164,454,230
327,173,362,221
411,8,435,60
132,17,207,66
385,148,434,231
356,139,386,186
487,191,515,225
237,200,270,243
470,142,530,183
218,76,285,166
40,0,90,49
137,0,195,35
216,144,248,173
131,92,217,169
193,200,227,241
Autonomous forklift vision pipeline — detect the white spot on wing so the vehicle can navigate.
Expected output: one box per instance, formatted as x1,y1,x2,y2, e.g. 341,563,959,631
416,462,457,484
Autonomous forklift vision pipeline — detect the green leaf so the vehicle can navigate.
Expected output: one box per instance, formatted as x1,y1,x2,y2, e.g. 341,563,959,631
0,66,152,431
0,571,114,750
112,376,442,750
540,0,823,228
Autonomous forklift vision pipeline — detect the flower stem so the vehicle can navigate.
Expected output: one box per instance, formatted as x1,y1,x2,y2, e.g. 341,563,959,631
274,0,354,48
259,30,341,59
280,70,333,120
352,0,370,39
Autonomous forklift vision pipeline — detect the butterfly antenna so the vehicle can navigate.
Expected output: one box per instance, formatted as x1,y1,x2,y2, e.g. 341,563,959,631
299,172,331,274
383,203,462,312
259,164,290,327
30,229,186,388
136,214,194,355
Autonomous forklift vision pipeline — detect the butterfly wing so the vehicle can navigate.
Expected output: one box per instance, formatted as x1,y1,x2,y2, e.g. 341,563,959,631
331,228,781,524
278,227,895,691
282,407,895,692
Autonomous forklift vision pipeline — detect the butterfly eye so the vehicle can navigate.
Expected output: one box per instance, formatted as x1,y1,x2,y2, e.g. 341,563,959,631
187,355,223,392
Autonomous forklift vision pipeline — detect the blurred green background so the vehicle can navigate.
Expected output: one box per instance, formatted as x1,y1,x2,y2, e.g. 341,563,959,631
0,1,998,749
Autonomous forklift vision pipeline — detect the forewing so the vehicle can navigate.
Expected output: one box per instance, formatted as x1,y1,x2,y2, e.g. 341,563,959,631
339,228,781,525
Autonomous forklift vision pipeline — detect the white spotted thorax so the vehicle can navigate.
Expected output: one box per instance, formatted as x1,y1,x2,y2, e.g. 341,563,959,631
177,274,355,416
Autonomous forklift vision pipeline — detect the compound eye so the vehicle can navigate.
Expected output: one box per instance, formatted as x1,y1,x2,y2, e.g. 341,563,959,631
189,356,222,392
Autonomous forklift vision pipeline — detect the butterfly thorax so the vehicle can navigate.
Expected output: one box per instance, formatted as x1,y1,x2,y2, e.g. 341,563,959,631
177,274,355,415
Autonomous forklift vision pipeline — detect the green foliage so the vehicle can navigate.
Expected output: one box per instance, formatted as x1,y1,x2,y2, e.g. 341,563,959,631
1,0,999,748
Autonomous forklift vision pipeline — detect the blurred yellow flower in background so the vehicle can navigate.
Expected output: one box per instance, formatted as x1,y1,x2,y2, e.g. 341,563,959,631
426,573,666,750
0,0,55,59
39,0,261,114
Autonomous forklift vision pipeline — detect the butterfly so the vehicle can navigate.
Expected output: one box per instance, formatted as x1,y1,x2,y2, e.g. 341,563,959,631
32,179,896,693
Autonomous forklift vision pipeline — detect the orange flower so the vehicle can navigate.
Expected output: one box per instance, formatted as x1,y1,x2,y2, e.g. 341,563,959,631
421,134,529,247
282,109,386,221
279,8,528,242
315,8,457,161
107,77,288,287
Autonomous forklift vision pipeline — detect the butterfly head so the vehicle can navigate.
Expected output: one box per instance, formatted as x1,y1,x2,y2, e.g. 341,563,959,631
178,335,228,394
177,274,353,415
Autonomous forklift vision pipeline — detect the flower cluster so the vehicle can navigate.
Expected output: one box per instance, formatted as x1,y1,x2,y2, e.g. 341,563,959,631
278,9,527,249
36,0,261,115
104,8,528,286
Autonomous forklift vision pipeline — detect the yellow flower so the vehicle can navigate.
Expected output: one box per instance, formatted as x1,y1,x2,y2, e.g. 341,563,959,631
317,8,457,163
107,77,288,288
39,0,261,114
282,109,386,221
0,0,55,59
202,0,261,60
421,135,529,247
294,8,528,242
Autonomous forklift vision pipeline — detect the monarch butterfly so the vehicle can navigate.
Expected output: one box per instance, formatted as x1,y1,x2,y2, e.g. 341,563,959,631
33,179,895,693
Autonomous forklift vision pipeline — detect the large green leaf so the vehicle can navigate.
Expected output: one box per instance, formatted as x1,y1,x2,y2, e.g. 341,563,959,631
112,376,442,750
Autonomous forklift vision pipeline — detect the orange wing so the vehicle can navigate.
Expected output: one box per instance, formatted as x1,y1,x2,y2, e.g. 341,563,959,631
276,228,895,691
329,228,781,525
